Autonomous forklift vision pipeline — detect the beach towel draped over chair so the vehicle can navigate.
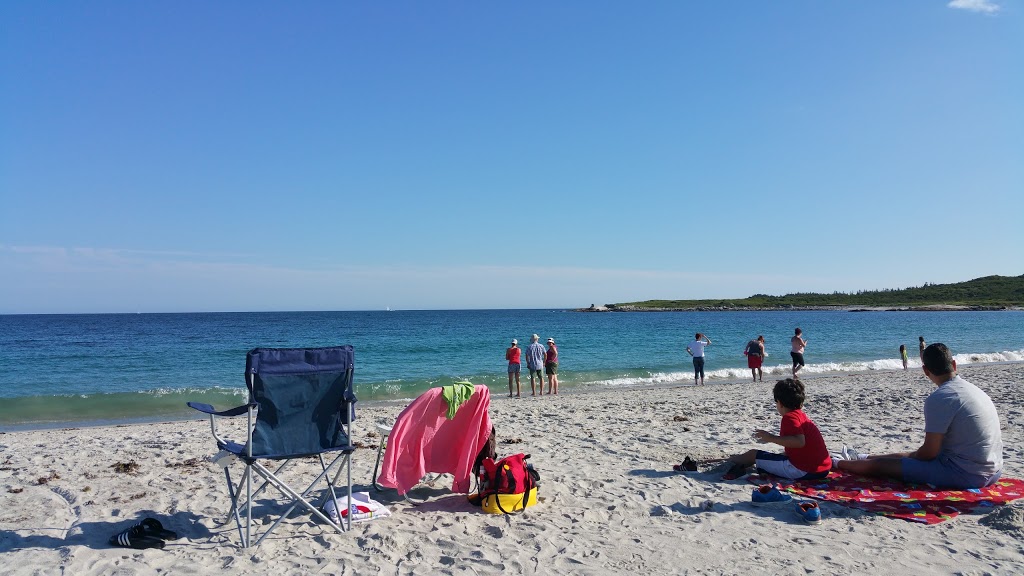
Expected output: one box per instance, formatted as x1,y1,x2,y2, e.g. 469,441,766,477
187,345,357,548
376,385,491,496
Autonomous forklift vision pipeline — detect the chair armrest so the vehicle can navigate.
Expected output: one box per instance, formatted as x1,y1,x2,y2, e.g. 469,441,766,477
187,401,255,417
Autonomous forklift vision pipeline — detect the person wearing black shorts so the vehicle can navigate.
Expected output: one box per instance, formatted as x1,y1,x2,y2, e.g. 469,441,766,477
791,327,807,377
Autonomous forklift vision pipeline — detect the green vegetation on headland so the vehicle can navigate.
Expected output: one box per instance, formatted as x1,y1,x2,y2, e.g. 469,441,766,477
594,275,1024,312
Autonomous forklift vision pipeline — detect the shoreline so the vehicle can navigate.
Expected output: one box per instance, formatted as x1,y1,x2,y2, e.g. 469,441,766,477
1,363,1021,574
4,359,1022,433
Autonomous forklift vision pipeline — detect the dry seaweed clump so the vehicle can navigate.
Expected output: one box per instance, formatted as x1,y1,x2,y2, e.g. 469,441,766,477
167,457,203,472
111,461,141,475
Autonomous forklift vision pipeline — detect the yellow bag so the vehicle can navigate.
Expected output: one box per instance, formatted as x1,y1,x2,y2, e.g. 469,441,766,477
480,486,538,514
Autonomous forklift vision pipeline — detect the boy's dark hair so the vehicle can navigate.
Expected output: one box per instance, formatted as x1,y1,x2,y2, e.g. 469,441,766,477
922,343,955,375
794,327,802,335
773,378,805,410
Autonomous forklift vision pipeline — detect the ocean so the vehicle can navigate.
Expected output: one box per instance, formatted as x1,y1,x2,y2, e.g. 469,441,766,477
0,309,1021,430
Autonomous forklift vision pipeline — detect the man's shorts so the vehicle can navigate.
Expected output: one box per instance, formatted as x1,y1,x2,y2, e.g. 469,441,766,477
747,354,763,369
754,451,828,481
529,368,543,379
545,363,558,376
508,363,521,375
790,352,805,367
902,456,1001,489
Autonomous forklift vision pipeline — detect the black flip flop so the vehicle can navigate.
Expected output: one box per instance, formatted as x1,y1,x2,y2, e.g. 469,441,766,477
672,456,699,472
109,518,179,549
109,524,165,550
139,518,179,541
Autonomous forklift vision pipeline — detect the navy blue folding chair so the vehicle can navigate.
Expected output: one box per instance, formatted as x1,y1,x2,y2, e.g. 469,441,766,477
187,346,356,548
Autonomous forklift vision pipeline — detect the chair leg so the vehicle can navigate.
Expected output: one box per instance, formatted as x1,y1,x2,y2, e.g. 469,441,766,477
249,460,294,502
245,461,252,548
248,455,351,547
223,466,247,546
219,453,354,547
372,437,386,492
322,453,354,529
346,453,352,531
319,454,345,533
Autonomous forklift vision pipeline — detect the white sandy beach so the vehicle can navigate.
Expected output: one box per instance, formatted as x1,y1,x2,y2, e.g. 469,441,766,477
1,363,1022,575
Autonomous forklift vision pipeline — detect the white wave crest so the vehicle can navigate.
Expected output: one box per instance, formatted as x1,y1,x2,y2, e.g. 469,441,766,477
955,350,1024,364
582,349,1024,388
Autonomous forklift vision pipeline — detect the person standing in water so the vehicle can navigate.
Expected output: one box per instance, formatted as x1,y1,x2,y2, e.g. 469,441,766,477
900,344,909,370
919,336,927,361
545,338,559,395
505,339,522,398
686,333,712,386
525,334,546,396
791,328,807,377
745,335,766,382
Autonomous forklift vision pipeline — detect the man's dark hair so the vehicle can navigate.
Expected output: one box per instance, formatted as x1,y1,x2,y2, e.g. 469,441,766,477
773,378,805,410
795,327,802,336
922,343,955,375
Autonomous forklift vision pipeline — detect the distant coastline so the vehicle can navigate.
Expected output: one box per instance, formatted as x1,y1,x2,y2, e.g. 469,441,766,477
576,304,1020,312
581,274,1024,313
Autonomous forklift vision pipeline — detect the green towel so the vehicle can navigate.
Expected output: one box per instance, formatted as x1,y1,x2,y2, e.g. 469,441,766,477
441,380,475,419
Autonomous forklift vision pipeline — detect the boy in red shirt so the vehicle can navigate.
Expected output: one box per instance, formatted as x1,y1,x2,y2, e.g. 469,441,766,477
722,378,832,480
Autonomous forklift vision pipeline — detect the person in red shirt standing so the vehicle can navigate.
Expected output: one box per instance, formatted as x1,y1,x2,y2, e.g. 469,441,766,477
718,378,832,480
505,339,522,398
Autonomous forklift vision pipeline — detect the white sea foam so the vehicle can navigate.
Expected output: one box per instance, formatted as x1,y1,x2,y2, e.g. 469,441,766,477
955,350,1024,364
583,349,1024,388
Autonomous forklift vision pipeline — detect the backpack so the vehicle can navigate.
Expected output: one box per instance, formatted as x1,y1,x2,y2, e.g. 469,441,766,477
476,453,541,514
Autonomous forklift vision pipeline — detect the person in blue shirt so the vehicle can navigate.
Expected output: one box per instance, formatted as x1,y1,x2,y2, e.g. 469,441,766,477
525,334,546,397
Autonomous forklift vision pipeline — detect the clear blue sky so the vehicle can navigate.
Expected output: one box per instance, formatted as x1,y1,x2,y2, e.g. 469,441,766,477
1,1,1021,313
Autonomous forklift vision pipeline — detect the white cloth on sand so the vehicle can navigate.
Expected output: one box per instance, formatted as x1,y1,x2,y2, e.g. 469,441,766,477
323,491,392,524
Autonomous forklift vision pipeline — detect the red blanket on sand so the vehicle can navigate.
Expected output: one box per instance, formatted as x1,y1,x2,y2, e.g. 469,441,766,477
748,470,1024,525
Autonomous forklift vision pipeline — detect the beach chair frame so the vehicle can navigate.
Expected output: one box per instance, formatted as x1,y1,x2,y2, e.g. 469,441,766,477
188,346,357,548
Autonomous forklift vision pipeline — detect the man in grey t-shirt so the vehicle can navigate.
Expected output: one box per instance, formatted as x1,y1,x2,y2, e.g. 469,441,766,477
837,343,1003,488
525,334,546,397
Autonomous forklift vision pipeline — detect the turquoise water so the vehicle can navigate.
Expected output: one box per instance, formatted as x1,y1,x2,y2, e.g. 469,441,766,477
0,309,1021,429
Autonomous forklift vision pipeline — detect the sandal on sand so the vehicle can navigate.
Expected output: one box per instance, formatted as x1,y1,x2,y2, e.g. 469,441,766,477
138,518,178,540
109,525,165,550
721,463,750,481
672,456,700,473
109,518,179,549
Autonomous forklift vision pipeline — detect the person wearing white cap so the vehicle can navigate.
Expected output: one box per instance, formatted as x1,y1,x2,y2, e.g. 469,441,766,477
545,338,559,395
526,334,546,396
505,339,522,398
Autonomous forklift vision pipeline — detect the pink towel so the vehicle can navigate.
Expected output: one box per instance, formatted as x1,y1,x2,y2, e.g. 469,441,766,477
377,385,492,496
